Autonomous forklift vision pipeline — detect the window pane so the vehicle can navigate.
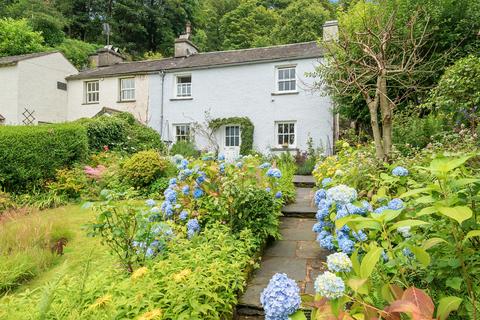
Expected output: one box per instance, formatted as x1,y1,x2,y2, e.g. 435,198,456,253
234,137,239,146
290,123,295,133
289,68,295,78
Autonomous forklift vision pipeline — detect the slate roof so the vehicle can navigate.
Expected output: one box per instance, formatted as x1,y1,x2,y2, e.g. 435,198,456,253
67,41,323,80
0,51,58,67
0,114,4,121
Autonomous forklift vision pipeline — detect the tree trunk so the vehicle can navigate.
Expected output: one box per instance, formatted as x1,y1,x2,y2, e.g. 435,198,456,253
378,74,392,159
368,100,385,159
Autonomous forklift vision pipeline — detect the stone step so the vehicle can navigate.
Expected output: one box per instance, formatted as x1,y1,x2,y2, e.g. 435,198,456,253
282,187,316,218
236,217,328,317
293,175,316,188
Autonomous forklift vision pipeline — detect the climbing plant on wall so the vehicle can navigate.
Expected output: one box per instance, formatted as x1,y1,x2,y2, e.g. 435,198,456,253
208,117,254,155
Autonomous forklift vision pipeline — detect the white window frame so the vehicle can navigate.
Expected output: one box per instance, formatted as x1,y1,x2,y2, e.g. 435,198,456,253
175,74,192,98
119,77,135,101
276,66,297,93
275,121,296,148
174,123,192,142
225,125,241,147
85,80,99,104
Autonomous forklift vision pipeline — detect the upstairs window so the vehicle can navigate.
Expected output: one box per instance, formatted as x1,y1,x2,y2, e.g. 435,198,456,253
85,80,99,103
176,75,192,97
120,78,135,101
175,124,191,142
277,67,296,92
276,121,296,147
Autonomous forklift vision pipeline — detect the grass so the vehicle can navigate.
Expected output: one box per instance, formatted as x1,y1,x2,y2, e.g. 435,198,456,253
0,205,110,294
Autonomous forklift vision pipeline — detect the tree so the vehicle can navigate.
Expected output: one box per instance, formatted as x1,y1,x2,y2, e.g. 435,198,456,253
0,18,44,57
272,0,331,44
316,1,434,160
220,0,278,50
55,38,99,68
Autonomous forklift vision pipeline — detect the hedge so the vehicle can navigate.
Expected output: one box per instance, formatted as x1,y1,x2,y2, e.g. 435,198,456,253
0,124,88,192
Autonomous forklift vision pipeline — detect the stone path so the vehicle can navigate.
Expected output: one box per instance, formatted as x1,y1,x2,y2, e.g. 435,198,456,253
236,176,328,319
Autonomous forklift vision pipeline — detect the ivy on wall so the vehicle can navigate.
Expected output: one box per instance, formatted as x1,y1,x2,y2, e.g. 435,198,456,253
208,117,254,155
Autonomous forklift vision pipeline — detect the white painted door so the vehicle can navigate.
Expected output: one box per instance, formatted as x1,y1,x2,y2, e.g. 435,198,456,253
224,125,241,162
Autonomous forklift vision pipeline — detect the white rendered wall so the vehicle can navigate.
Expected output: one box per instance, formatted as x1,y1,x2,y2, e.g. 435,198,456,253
154,58,333,155
17,52,77,124
0,65,19,124
67,74,150,124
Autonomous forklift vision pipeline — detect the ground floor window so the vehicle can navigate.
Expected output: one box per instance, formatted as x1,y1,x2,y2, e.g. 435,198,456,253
276,121,296,147
225,125,240,147
175,124,191,142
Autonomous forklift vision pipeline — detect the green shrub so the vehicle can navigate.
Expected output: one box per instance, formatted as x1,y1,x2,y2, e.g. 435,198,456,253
121,150,168,187
230,186,280,241
0,124,88,192
393,112,446,155
148,177,170,196
170,140,199,158
124,123,164,153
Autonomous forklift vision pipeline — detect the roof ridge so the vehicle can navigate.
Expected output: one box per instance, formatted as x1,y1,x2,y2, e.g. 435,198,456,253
194,41,319,56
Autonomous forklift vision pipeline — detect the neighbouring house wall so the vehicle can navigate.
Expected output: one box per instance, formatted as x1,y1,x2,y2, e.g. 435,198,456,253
152,58,333,155
67,74,150,123
17,52,78,124
0,65,19,124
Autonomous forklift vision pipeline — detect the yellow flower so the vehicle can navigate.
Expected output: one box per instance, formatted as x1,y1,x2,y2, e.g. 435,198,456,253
89,294,112,309
138,309,163,320
131,267,149,280
172,268,192,282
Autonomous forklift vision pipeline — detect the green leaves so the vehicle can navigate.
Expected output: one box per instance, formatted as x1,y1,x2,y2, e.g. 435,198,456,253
428,155,472,175
389,219,429,231
436,296,463,320
410,246,430,267
465,230,480,241
289,310,307,320
360,247,382,279
437,206,472,224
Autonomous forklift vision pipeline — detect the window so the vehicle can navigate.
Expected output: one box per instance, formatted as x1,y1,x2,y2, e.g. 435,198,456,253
120,78,135,101
176,75,192,97
57,81,67,91
85,80,99,103
276,121,296,147
277,67,296,92
225,125,240,147
175,124,191,142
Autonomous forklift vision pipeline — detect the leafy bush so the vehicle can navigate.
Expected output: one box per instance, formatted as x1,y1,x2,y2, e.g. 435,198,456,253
0,18,44,57
55,38,98,68
0,123,88,192
429,55,480,128
121,150,168,188
170,140,199,158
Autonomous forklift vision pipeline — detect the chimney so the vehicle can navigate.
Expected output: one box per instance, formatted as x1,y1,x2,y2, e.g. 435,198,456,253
174,22,199,58
323,20,339,42
89,46,125,68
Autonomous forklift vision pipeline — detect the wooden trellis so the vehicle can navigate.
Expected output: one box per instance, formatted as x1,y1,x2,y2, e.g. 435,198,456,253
22,108,35,125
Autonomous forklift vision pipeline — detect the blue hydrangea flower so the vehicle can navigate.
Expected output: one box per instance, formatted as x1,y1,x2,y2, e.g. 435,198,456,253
236,162,243,168
172,154,183,165
178,168,193,180
260,273,301,320
345,203,363,215
202,154,215,161
266,168,282,178
326,252,352,273
259,162,271,169
275,191,282,199
402,247,414,259
182,185,190,195
218,154,225,161
382,250,389,262
169,178,177,186
326,185,357,204
164,188,177,203
162,202,174,217
335,207,350,220
388,198,404,210
314,271,345,300
150,207,160,214
265,187,271,192
361,200,373,213
314,189,327,205
319,235,335,250
338,237,355,254
178,158,189,170
219,163,225,174
392,166,409,177
145,199,156,207
316,207,329,221
374,206,389,214
193,187,204,199
186,218,200,238
322,177,332,187
179,210,188,221
352,230,367,242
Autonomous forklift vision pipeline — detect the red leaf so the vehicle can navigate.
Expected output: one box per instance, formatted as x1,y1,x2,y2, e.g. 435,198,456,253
390,284,404,300
385,300,423,320
402,287,435,319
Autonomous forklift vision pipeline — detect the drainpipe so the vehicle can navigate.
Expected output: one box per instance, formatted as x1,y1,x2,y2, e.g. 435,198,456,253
159,70,166,138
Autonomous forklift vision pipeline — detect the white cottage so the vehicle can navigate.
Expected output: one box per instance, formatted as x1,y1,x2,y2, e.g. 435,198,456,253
67,22,338,157
0,51,77,125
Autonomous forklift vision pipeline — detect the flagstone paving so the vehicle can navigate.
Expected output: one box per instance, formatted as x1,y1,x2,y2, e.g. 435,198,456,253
236,177,328,319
